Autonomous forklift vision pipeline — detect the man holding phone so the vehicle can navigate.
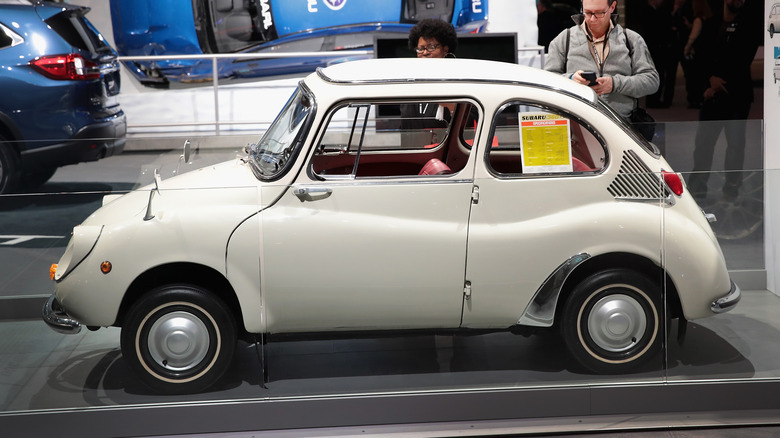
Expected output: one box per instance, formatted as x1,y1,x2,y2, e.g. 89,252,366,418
544,0,659,120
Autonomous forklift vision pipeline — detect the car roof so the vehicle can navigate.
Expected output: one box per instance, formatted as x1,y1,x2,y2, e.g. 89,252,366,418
316,58,597,102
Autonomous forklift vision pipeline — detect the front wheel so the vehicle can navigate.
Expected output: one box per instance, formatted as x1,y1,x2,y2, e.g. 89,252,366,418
561,269,663,374
120,285,237,394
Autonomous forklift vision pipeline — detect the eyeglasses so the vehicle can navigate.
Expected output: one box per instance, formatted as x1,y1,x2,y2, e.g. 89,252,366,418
415,44,441,53
583,10,610,18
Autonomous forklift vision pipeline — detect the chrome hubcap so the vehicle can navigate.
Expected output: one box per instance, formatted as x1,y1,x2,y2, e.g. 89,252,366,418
587,294,646,353
148,311,209,371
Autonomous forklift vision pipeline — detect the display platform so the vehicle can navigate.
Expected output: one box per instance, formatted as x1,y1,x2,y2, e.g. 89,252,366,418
2,289,780,436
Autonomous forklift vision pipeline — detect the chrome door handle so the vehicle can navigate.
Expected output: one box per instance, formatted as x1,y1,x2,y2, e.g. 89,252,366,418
293,186,332,201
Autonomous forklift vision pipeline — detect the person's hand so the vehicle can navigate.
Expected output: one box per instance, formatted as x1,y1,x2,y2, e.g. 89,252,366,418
591,76,613,95
709,76,727,94
703,76,727,100
571,70,589,86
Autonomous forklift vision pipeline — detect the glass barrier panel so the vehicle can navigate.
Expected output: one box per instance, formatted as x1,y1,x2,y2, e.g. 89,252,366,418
659,114,769,382
665,169,773,382
0,121,775,416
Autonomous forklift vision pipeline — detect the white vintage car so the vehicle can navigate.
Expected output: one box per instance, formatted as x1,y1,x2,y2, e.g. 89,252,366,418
769,2,780,38
43,58,739,394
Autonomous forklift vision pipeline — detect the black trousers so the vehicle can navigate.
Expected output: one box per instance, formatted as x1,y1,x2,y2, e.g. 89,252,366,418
689,93,752,195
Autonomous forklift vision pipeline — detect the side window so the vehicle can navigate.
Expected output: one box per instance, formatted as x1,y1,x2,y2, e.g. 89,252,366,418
0,23,23,50
487,102,605,176
311,100,477,179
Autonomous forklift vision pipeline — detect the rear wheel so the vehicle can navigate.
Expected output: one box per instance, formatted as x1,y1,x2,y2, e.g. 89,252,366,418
120,284,237,394
0,136,20,194
561,269,663,374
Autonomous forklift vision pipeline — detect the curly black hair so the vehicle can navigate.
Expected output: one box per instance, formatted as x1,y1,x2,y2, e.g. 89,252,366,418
407,18,458,54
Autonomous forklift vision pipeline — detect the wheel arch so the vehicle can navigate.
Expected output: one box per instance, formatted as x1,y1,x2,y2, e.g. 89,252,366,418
116,262,247,335
0,115,23,193
554,252,683,328
0,112,24,153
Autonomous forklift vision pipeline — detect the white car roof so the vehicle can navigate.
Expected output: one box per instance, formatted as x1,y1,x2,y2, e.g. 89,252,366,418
316,58,597,102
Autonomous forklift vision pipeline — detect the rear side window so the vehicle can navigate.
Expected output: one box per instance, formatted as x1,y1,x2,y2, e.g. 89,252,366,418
45,13,110,53
0,22,23,50
487,102,606,176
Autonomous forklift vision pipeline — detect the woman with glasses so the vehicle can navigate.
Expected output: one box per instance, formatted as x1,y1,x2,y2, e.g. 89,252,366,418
544,0,659,120
399,19,460,140
407,18,457,59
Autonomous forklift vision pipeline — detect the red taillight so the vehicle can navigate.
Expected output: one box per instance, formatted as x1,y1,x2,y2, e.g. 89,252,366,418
29,54,100,80
662,170,684,196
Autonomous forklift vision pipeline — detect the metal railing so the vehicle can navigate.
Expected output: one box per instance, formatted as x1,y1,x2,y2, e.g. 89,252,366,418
119,51,371,135
118,46,545,135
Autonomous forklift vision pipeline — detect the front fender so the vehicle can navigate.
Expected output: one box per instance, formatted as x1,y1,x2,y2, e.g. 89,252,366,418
54,187,260,327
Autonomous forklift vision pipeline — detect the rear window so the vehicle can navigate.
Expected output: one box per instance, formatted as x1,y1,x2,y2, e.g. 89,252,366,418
45,13,111,54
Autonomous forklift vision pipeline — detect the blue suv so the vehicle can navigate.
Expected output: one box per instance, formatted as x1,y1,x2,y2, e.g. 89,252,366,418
0,0,126,193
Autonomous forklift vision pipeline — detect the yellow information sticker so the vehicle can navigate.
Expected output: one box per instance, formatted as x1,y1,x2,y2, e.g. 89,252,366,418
519,112,573,173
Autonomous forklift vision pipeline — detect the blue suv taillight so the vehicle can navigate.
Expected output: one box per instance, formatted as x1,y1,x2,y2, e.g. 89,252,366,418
29,54,100,80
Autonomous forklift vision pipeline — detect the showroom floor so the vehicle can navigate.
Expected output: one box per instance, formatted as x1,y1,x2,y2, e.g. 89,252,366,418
2,289,780,433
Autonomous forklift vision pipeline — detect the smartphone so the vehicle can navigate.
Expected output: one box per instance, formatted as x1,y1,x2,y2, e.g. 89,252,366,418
581,71,598,86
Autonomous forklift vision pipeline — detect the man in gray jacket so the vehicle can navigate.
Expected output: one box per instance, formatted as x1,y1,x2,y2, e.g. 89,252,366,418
545,0,659,119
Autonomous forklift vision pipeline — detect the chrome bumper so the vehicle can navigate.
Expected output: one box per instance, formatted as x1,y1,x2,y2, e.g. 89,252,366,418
42,295,82,334
711,280,741,314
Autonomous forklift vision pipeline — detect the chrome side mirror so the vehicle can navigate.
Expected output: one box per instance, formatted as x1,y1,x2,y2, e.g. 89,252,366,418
175,139,192,175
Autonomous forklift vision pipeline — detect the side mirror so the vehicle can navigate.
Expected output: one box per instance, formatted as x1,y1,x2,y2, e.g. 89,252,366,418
143,169,162,221
175,139,192,175
182,139,191,164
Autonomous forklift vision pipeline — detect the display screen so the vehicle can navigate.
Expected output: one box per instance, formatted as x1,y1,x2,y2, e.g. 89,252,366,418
374,33,518,64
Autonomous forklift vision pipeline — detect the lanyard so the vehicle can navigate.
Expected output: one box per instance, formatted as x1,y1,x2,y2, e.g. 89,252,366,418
585,23,609,76
590,38,607,76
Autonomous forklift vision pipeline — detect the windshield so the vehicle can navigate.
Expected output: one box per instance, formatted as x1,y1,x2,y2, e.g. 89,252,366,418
249,86,314,180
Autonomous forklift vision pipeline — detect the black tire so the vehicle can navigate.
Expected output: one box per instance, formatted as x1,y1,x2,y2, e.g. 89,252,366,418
0,137,20,194
771,24,775,38
23,166,57,188
120,284,237,394
561,269,663,374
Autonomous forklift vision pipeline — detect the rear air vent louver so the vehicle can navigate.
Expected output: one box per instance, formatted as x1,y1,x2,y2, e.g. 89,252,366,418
607,150,667,200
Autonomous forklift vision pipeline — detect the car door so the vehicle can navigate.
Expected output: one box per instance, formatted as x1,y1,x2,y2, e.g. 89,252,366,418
461,99,660,329
260,99,479,333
